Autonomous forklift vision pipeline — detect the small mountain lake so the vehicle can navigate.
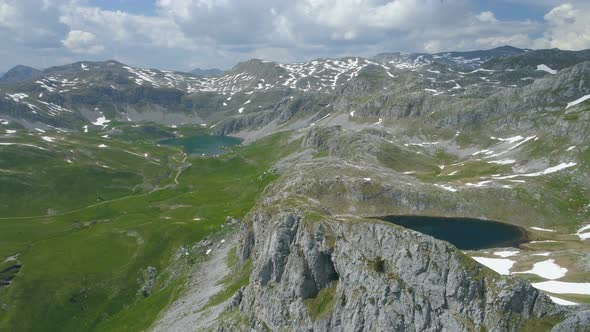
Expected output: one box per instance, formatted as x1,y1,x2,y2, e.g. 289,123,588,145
159,135,243,155
377,215,529,250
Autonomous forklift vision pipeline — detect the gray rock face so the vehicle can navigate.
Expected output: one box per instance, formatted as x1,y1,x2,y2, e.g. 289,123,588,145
220,207,585,331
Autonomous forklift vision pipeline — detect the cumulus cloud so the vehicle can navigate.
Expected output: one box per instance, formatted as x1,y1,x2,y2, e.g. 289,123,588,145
535,3,590,50
476,11,498,23
62,30,104,53
0,0,589,71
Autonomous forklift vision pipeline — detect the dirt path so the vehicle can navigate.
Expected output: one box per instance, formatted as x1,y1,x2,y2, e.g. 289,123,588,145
0,153,190,221
150,234,236,332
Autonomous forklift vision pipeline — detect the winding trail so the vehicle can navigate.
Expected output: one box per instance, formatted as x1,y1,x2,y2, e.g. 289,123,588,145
0,152,190,221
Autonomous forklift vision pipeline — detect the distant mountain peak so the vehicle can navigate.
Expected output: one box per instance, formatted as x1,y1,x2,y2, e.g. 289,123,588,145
190,67,224,77
0,65,42,83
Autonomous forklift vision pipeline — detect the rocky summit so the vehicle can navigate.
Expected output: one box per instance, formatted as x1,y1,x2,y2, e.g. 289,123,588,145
1,45,590,331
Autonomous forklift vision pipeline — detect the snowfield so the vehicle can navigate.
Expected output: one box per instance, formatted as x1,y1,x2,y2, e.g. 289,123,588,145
513,259,567,280
532,281,590,295
536,64,557,74
471,257,515,275
566,94,590,109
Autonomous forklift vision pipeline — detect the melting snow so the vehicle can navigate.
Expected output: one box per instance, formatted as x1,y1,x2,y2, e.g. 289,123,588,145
405,141,439,147
566,94,590,109
493,250,519,258
466,180,492,188
92,116,111,127
532,281,590,295
488,159,516,165
472,257,515,275
0,142,48,150
98,144,107,148
6,93,28,102
494,135,523,144
566,146,576,152
238,107,244,114
41,136,54,142
537,64,557,75
434,184,457,192
514,259,567,280
576,225,590,240
531,227,556,232
549,296,578,306
494,162,577,180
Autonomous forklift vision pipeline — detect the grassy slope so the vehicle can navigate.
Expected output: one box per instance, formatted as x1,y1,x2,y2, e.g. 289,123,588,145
0,128,298,331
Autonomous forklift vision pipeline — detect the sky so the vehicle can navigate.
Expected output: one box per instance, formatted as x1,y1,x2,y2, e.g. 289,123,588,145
0,0,589,72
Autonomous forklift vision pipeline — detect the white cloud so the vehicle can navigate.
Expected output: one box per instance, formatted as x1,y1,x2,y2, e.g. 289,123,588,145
62,30,103,54
0,1,589,72
534,3,590,50
476,11,498,23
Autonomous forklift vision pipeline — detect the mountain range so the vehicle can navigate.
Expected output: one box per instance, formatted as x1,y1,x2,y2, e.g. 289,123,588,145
1,45,590,331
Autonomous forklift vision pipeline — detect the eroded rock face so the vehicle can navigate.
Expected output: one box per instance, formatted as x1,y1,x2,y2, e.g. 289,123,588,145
222,208,586,331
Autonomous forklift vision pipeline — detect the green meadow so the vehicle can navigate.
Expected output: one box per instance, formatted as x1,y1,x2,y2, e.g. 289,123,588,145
0,127,297,331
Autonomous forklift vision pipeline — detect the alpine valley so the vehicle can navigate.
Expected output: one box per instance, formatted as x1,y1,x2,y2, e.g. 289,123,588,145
1,46,590,331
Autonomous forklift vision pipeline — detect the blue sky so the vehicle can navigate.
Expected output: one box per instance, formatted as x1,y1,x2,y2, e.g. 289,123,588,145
0,1,588,72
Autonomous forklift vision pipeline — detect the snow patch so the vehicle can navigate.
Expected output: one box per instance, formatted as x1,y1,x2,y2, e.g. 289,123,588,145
494,162,577,180
536,64,557,74
493,250,519,258
549,296,578,306
576,224,590,240
92,116,111,127
434,184,457,192
514,259,567,280
566,94,590,109
532,281,590,295
531,227,556,232
488,159,516,165
472,257,515,275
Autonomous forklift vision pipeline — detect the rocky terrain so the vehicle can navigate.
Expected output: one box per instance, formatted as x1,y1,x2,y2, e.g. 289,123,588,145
2,46,590,331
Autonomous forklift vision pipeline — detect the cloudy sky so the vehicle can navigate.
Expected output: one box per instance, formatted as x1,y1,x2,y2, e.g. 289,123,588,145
0,0,589,72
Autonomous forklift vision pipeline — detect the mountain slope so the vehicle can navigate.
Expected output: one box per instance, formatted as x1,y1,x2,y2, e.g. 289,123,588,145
2,46,590,331
190,68,224,77
0,65,42,83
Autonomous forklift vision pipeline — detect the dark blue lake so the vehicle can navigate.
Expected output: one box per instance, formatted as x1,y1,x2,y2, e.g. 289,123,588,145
159,135,243,155
378,215,529,250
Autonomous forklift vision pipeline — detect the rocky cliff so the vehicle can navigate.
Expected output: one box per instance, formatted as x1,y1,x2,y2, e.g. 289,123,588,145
214,203,589,331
